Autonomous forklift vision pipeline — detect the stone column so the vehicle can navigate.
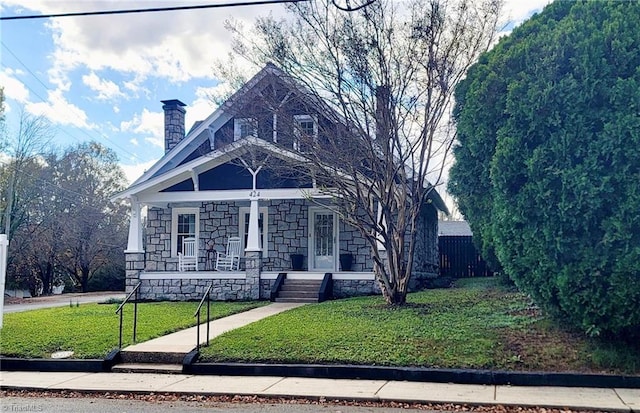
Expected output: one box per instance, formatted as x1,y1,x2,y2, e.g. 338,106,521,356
125,252,145,294
244,251,261,300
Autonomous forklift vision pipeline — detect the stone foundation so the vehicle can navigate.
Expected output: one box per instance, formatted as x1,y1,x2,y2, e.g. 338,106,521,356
125,252,145,294
138,278,263,301
332,279,380,299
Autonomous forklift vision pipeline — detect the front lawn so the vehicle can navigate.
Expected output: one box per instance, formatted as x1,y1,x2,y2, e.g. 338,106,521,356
200,278,640,375
0,301,265,359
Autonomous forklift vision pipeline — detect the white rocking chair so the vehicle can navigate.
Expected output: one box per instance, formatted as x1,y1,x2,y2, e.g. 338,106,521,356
215,237,241,271
178,237,198,271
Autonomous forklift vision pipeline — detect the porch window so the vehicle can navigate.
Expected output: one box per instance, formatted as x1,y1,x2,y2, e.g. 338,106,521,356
293,114,317,152
171,208,199,256
234,118,257,141
238,206,268,257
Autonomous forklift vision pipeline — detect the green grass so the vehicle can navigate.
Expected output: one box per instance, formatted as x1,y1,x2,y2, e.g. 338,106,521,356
0,301,265,359
200,278,640,375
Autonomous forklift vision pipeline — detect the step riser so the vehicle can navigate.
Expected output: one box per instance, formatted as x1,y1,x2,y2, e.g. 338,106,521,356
111,364,183,374
280,286,321,292
278,292,319,299
276,298,318,303
120,351,186,364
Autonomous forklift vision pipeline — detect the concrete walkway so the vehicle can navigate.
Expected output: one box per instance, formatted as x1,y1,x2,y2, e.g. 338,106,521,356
122,302,306,354
2,371,639,411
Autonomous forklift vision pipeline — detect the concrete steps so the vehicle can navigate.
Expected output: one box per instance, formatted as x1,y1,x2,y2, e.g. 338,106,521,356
111,349,190,374
274,279,322,303
108,303,308,374
119,350,187,365
111,363,183,374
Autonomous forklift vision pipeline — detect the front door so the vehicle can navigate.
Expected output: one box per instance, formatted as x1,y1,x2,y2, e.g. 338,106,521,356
310,209,337,271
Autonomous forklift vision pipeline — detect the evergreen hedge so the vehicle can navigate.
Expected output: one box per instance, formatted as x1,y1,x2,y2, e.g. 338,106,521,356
449,1,640,337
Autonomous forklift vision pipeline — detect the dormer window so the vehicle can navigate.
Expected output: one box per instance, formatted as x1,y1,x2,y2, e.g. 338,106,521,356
294,114,318,152
234,118,257,141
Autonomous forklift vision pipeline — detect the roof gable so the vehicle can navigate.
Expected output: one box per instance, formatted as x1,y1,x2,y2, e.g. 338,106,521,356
114,136,310,200
130,63,300,187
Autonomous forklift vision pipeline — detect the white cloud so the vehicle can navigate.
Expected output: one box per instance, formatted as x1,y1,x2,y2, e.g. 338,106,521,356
129,138,139,146
184,86,218,130
81,71,124,100
120,158,159,184
144,136,163,149
3,0,282,90
502,0,552,29
121,108,163,135
0,70,30,103
121,108,164,149
25,89,94,129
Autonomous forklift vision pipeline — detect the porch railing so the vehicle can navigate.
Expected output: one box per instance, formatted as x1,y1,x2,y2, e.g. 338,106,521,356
270,272,287,301
193,282,213,353
115,282,141,349
319,272,333,302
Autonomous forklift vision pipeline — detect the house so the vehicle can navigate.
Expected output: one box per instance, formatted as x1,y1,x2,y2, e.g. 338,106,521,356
113,63,447,302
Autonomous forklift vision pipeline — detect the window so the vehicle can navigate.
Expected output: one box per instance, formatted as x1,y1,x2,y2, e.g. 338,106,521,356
234,118,257,141
171,208,199,256
238,207,268,257
293,114,317,152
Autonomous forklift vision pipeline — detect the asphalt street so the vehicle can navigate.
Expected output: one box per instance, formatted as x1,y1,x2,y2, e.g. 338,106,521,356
3,292,125,313
1,396,436,413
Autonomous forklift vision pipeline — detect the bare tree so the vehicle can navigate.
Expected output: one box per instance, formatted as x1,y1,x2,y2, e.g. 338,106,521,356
225,0,502,304
0,109,53,239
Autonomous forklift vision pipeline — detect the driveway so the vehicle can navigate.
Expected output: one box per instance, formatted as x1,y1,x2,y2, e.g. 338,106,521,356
3,291,126,313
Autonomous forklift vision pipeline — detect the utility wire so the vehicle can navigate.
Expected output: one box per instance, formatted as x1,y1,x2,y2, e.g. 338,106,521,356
1,41,143,163
0,0,307,20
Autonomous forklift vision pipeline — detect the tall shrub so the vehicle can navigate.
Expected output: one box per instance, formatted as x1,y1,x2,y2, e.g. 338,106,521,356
450,1,640,336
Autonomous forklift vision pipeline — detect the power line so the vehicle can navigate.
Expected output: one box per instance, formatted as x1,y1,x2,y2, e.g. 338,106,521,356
0,0,307,21
1,41,143,163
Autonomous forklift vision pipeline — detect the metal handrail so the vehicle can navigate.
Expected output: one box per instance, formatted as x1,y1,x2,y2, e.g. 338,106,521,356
115,282,141,349
193,283,213,353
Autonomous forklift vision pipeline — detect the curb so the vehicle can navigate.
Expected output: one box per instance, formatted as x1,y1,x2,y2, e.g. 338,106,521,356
186,362,640,388
2,356,639,389
0,357,107,373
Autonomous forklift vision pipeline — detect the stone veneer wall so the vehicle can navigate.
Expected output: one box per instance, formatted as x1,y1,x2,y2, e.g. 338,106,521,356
332,279,380,299
339,220,372,272
130,199,439,301
137,278,266,301
261,199,308,271
125,252,145,294
145,202,243,272
145,200,379,273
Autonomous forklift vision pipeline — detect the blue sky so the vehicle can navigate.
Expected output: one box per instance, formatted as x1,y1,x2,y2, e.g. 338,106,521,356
0,0,549,184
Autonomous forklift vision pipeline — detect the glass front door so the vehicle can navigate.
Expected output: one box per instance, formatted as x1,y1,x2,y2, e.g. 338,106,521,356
310,210,336,270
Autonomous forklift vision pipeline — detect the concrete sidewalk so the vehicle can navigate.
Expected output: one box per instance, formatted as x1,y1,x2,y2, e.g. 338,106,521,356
122,302,306,354
2,371,639,411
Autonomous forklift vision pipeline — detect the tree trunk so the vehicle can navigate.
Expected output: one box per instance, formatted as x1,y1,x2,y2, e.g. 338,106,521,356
81,268,90,293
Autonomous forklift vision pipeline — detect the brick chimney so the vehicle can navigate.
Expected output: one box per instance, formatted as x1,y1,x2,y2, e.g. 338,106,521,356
161,99,186,153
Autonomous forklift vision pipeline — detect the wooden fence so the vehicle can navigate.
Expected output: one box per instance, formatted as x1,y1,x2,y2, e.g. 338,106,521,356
439,236,493,278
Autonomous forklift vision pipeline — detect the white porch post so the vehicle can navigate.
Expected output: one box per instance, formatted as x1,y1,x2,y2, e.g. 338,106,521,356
125,197,144,253
246,191,262,253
